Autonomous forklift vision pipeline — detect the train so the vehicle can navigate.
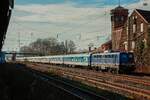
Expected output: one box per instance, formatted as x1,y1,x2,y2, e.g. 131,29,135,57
0,52,5,64
16,52,135,73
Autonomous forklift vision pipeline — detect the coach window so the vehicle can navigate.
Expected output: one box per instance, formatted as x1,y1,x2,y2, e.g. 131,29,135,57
96,55,98,58
81,57,83,62
99,55,102,58
106,55,108,58
83,57,85,62
114,55,117,59
76,58,78,62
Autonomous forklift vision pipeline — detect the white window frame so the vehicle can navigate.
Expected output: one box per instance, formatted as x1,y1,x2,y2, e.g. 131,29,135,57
124,42,128,51
133,24,136,33
140,23,144,32
132,41,135,50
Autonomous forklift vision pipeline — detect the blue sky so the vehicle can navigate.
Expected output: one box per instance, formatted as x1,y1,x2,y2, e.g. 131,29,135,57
16,0,140,6
3,0,150,51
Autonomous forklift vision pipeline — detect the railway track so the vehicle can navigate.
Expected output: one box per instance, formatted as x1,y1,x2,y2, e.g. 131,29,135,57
62,71,150,100
45,65,150,90
25,63,150,100
71,69,150,89
57,66,150,89
27,66,107,100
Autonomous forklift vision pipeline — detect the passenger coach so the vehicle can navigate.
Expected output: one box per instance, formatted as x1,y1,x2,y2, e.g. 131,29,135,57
63,54,90,66
16,52,135,74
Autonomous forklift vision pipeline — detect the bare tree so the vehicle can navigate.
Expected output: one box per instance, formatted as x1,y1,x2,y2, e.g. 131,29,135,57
20,38,76,55
67,40,76,53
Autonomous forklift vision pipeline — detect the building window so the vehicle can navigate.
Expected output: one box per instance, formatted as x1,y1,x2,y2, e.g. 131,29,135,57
133,16,137,24
121,16,124,21
140,23,144,32
132,41,135,50
132,16,134,20
143,38,147,48
124,42,128,51
115,17,119,22
133,24,136,33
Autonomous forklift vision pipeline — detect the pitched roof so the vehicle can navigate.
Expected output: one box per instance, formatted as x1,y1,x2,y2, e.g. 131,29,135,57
136,9,150,23
101,40,112,46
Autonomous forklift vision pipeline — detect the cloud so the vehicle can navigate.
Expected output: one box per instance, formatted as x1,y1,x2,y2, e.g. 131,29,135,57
3,0,150,51
14,4,108,23
5,3,112,51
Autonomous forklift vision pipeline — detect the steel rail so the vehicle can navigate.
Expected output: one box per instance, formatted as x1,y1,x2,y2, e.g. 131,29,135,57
25,63,150,99
62,71,150,100
27,67,107,100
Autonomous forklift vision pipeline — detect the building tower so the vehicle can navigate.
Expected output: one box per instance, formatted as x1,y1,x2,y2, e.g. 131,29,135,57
111,6,128,51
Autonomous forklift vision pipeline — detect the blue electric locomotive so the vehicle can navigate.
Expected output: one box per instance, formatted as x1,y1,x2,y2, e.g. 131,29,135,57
91,52,135,73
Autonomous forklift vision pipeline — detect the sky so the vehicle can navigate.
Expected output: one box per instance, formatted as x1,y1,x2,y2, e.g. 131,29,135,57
3,0,150,52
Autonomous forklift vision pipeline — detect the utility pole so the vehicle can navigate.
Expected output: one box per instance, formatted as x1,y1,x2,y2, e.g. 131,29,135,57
88,43,94,52
31,32,33,43
65,40,68,54
18,32,21,51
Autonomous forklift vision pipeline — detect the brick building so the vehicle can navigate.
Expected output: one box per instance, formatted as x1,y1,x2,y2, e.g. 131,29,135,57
101,40,112,51
98,7,150,54
110,6,129,51
128,9,150,52
93,40,112,53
